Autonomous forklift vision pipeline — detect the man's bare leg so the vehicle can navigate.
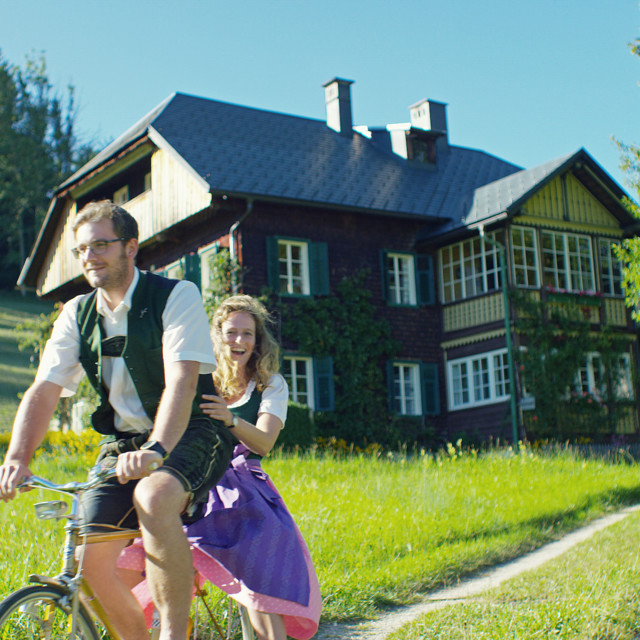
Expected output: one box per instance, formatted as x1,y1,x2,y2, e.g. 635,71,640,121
82,539,149,640
134,471,193,640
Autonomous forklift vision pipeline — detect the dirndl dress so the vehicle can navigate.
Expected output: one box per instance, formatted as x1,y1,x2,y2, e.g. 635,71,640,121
118,385,321,640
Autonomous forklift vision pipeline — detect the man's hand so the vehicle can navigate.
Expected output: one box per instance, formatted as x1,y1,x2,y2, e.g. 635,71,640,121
115,451,163,483
0,461,32,502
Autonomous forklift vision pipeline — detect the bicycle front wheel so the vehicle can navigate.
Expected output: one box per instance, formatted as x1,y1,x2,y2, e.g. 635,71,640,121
0,584,100,640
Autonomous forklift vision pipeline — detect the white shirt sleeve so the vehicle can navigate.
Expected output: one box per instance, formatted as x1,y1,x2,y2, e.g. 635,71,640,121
259,374,289,425
161,280,216,373
35,296,86,397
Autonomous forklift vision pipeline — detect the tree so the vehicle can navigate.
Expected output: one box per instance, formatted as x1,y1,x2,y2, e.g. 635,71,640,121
0,50,95,289
614,37,640,319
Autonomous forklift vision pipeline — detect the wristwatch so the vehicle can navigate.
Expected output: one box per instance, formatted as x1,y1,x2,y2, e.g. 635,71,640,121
228,415,239,429
140,440,169,461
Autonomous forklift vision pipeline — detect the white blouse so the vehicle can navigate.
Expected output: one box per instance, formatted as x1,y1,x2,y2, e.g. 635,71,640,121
227,374,289,426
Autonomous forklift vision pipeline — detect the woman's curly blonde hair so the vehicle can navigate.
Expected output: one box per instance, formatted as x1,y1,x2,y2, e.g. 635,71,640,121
211,295,280,399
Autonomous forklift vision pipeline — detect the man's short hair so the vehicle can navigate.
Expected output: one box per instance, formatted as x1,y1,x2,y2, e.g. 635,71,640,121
73,200,139,241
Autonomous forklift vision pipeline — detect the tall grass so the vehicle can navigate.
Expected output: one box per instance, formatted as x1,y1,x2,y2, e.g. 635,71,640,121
2,440,640,625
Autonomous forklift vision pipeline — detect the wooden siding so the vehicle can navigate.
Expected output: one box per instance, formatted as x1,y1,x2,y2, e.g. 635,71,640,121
37,148,211,296
618,406,639,434
443,293,504,332
39,200,83,296
604,298,629,327
149,149,211,233
518,173,622,235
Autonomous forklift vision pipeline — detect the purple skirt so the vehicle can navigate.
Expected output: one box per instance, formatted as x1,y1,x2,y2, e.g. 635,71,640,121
119,446,321,639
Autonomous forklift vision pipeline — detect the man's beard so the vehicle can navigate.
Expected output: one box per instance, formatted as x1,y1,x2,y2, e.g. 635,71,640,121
84,248,129,290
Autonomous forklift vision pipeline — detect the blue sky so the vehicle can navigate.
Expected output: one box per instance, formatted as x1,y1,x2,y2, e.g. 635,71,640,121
2,0,640,193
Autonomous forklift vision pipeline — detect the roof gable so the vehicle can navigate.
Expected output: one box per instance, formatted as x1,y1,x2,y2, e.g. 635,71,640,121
425,148,635,239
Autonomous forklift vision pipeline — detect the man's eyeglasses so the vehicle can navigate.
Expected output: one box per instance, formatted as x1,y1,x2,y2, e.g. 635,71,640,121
71,238,125,259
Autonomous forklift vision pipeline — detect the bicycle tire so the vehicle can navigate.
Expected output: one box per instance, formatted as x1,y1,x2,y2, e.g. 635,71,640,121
0,584,100,640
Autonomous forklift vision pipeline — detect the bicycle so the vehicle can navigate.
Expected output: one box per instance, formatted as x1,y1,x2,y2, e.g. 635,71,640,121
0,468,255,639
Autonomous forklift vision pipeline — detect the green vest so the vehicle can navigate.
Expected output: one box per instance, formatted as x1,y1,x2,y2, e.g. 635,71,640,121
77,271,208,435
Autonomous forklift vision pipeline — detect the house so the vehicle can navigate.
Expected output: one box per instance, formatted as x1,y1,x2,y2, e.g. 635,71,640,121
18,78,639,445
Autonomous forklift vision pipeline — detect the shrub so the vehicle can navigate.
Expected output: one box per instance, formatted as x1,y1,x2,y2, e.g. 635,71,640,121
277,402,316,450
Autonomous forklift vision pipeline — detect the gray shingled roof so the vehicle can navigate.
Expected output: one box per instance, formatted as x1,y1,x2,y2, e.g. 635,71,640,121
60,92,522,223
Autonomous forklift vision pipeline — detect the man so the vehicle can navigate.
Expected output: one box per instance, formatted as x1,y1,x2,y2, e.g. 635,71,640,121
0,200,234,640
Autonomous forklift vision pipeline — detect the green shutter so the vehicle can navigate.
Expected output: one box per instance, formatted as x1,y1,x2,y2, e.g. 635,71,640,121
386,360,395,412
313,356,334,411
417,254,435,305
266,236,280,292
309,242,329,295
421,362,440,415
380,250,390,303
184,253,201,290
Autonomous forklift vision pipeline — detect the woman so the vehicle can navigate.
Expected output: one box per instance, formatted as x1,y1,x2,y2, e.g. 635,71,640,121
119,295,321,640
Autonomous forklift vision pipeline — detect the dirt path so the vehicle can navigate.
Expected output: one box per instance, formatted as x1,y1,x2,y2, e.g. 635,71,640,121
314,504,640,640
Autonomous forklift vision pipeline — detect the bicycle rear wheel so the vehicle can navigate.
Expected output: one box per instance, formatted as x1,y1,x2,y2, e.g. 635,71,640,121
0,584,100,640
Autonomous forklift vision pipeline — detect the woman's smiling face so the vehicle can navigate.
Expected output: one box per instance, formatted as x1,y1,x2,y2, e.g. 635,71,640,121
221,311,256,369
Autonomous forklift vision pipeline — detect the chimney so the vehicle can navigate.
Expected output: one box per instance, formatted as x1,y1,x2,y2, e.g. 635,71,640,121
409,99,449,154
322,77,354,136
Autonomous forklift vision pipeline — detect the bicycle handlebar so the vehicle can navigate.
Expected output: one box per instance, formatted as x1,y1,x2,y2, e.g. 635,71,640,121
18,467,117,494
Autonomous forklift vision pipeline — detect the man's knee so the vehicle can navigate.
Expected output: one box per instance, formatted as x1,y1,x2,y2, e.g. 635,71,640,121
133,471,188,520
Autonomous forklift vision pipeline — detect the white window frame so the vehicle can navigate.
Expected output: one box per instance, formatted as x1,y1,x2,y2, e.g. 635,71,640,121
386,253,417,305
447,348,510,410
158,259,183,280
439,233,501,303
113,185,129,205
278,240,310,295
283,356,315,409
392,362,422,415
511,227,539,289
541,230,595,292
598,238,624,297
198,243,219,292
576,352,633,401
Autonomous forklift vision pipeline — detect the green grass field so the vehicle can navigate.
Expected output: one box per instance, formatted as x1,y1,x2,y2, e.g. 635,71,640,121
2,442,640,629
393,508,640,639
0,290,54,428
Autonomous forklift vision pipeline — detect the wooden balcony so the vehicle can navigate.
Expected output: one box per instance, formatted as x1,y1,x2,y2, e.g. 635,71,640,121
443,291,631,333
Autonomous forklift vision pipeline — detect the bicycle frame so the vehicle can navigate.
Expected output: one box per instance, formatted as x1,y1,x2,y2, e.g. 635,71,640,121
22,470,130,640
13,470,253,640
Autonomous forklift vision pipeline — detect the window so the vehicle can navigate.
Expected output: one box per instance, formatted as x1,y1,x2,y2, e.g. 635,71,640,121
155,259,184,280
113,185,129,205
387,361,440,416
440,233,501,303
282,355,334,411
284,356,314,407
386,253,416,305
267,237,329,296
599,239,623,297
576,352,633,400
447,349,510,410
381,252,434,306
391,363,422,415
511,227,539,288
541,231,594,292
199,243,221,292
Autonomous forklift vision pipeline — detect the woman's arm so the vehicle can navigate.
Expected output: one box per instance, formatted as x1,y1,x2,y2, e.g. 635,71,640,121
200,393,282,457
